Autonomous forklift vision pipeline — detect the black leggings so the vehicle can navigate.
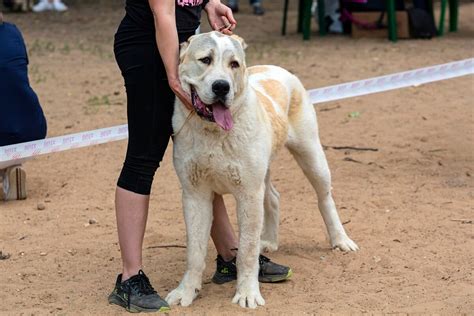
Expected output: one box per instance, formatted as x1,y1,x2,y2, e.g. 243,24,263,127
114,15,194,195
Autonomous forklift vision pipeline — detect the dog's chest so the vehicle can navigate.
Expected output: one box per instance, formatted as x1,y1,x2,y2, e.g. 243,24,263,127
174,130,267,191
187,152,243,189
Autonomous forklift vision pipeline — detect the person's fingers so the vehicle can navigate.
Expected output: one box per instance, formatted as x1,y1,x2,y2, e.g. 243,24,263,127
221,28,233,35
223,6,237,25
214,16,235,34
215,23,232,34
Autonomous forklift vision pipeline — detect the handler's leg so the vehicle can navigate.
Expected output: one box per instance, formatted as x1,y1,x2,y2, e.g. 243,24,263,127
211,194,238,261
108,19,175,312
110,187,170,313
115,187,149,280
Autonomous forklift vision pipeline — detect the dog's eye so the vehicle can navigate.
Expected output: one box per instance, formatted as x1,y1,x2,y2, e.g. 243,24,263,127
230,61,240,69
199,57,212,65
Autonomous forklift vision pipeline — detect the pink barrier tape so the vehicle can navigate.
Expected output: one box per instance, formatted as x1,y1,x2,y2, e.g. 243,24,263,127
1,58,472,166
308,58,473,104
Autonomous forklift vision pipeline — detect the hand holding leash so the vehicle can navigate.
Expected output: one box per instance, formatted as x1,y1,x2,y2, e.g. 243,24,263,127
204,0,236,35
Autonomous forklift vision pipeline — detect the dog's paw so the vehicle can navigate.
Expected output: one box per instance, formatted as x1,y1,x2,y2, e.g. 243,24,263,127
232,288,265,309
331,234,359,252
165,286,198,307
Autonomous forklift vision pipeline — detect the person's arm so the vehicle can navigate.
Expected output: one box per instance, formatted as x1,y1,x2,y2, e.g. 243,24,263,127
148,0,193,110
204,0,236,34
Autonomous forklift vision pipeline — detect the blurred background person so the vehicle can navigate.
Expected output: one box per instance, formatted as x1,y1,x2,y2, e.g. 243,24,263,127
227,0,264,15
0,12,47,200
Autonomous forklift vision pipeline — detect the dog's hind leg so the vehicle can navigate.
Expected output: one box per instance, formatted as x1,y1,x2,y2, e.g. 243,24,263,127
260,170,280,252
166,189,214,307
286,99,358,251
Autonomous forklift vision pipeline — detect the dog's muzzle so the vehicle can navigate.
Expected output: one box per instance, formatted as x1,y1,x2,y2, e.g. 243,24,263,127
191,86,234,131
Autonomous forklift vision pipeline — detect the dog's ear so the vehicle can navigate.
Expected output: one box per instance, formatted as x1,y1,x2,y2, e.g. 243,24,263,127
231,34,248,50
0,12,4,24
179,34,197,63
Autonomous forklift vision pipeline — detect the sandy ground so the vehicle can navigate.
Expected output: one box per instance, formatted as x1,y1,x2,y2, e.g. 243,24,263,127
1,1,473,315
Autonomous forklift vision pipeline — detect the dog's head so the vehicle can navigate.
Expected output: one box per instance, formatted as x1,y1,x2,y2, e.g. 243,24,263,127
179,31,248,131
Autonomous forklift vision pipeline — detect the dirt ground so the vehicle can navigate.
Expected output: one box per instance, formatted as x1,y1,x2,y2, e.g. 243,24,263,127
1,1,473,315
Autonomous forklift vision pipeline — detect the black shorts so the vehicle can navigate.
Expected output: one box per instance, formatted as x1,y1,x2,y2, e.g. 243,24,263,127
114,15,194,195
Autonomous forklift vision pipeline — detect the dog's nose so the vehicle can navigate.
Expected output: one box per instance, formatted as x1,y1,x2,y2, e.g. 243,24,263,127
212,80,230,98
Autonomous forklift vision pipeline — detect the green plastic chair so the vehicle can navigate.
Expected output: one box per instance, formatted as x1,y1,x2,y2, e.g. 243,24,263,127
282,0,326,40
282,0,459,41
440,0,459,34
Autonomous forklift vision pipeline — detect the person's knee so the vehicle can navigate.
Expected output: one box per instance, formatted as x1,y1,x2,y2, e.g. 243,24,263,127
117,155,161,195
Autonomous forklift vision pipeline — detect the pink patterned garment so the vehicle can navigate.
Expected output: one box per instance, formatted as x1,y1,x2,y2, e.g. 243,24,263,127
177,0,203,6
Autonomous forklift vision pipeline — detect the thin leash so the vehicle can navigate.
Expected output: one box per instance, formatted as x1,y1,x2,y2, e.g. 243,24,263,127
172,110,195,137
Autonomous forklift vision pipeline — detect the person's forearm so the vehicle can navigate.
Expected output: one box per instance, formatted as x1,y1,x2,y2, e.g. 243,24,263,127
148,0,179,82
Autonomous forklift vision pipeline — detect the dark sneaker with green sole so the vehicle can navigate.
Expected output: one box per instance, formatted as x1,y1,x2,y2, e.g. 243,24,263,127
212,254,293,284
108,270,170,313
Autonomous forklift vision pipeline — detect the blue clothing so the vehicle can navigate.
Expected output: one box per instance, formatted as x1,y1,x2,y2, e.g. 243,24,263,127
0,22,47,147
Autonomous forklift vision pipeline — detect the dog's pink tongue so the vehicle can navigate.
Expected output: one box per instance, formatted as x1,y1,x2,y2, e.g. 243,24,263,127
212,103,233,131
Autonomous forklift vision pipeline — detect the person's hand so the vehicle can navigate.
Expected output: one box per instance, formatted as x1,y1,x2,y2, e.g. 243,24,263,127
204,0,236,35
168,77,193,112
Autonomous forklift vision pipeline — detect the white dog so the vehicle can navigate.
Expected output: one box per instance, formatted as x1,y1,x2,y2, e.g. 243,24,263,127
166,31,358,309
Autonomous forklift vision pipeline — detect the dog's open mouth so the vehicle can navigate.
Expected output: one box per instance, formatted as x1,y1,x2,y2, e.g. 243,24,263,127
191,86,233,131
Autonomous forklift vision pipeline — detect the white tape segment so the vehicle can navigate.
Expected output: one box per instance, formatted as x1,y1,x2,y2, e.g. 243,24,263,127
308,58,473,104
0,125,128,169
0,58,472,167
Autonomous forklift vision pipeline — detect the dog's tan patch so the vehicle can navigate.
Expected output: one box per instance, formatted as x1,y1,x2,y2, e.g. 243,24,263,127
288,88,304,123
248,66,270,75
256,90,288,153
259,79,289,113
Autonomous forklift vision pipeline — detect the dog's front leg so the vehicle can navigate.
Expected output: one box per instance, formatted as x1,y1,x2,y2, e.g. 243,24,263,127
166,189,213,307
232,186,266,309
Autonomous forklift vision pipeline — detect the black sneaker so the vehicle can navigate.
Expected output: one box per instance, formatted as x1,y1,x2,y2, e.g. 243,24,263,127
108,270,170,313
212,254,293,284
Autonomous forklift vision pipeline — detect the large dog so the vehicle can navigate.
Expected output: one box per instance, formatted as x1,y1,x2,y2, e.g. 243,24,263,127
166,31,358,309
